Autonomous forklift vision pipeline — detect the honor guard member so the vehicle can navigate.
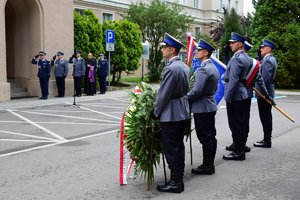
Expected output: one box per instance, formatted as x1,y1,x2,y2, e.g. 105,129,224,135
69,50,85,97
223,32,251,161
254,39,277,148
186,39,219,175
225,41,272,153
31,51,51,100
153,33,190,193
97,53,109,94
52,52,69,97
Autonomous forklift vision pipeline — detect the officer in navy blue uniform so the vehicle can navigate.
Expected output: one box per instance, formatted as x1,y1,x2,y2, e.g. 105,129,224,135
69,50,86,97
52,52,69,97
97,53,109,94
223,33,251,161
153,33,190,193
186,39,219,175
225,41,273,153
31,51,51,100
254,39,277,148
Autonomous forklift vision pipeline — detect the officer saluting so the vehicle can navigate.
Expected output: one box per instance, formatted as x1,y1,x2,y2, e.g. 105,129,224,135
52,52,68,97
153,33,189,193
186,39,219,175
31,51,51,100
254,39,277,148
223,32,251,161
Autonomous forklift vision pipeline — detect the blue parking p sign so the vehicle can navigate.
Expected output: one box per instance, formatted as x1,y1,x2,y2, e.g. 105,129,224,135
106,30,115,43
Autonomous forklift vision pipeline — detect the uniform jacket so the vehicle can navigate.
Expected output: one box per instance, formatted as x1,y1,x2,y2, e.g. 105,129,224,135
255,54,277,98
186,59,219,113
246,55,270,98
70,57,86,77
52,59,69,77
224,50,250,102
154,56,190,122
31,58,51,78
97,59,109,76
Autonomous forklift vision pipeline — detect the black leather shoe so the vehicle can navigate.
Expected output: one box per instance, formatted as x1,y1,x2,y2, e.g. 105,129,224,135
157,181,184,193
39,97,44,100
223,152,245,161
254,140,271,148
55,95,60,98
191,165,215,175
226,143,251,153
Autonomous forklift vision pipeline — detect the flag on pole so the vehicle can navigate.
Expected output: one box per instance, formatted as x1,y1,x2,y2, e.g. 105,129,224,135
246,58,260,88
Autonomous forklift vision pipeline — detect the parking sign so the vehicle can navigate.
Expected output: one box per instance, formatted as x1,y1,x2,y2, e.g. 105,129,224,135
106,30,115,51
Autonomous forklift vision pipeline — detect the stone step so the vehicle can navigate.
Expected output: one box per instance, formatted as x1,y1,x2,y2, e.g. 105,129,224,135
11,87,27,93
8,79,31,99
11,91,31,99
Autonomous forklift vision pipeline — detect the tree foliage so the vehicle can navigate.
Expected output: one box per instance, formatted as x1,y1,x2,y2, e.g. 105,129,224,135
102,20,143,83
74,10,104,58
125,0,194,82
251,0,300,88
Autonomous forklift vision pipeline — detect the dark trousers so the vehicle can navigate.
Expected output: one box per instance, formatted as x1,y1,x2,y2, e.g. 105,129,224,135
194,112,217,166
98,75,107,93
245,98,252,135
73,76,82,96
39,77,49,98
55,76,65,97
258,98,272,141
160,120,187,172
226,99,248,152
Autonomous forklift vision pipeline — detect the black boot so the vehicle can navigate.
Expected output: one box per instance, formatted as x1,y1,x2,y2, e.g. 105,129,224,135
226,142,251,152
223,143,245,161
253,140,271,148
191,164,215,175
192,145,216,175
157,171,184,193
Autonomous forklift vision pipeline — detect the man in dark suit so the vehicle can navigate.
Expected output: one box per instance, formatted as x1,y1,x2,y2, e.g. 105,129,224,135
223,32,251,161
153,33,190,193
186,38,219,175
97,53,108,94
254,39,277,148
31,51,51,100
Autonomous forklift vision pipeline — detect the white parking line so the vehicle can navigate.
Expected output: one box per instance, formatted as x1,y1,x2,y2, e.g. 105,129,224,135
79,106,122,120
0,130,58,142
79,104,126,109
7,110,67,142
0,129,117,158
19,110,120,124
110,98,130,103
0,121,119,126
0,139,54,143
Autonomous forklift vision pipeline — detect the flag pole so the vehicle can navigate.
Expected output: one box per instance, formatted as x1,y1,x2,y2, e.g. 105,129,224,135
253,87,295,123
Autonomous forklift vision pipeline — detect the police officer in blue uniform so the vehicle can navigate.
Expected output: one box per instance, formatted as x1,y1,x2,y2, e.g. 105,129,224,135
31,51,51,100
225,41,272,153
186,39,219,175
97,53,109,94
69,50,86,97
223,33,251,161
52,52,69,97
153,33,190,193
254,39,277,148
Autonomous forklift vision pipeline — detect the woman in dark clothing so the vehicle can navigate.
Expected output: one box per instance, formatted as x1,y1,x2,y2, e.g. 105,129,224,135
84,53,97,95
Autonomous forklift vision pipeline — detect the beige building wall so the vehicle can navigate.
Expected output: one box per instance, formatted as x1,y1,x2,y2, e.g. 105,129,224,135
0,0,74,101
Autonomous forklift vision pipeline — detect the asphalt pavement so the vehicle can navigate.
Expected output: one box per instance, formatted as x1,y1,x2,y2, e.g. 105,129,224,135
0,89,299,200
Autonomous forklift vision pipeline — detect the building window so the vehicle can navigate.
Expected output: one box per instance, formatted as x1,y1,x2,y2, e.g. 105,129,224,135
179,0,186,5
228,0,231,10
195,27,201,36
194,0,200,9
219,0,223,10
74,8,85,16
235,0,239,11
102,12,113,23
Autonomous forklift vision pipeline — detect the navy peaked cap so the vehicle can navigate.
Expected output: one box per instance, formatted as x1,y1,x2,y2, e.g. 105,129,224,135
197,38,215,52
229,32,246,43
261,39,276,49
160,33,184,49
244,41,253,51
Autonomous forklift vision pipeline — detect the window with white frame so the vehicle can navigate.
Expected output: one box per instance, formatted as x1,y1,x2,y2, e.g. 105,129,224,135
179,0,186,5
194,0,201,9
235,0,239,11
195,27,201,36
228,0,231,10
74,8,85,16
102,12,113,23
219,0,223,10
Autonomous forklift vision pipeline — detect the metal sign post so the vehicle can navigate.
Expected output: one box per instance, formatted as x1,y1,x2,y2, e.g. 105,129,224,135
106,30,115,90
141,41,149,81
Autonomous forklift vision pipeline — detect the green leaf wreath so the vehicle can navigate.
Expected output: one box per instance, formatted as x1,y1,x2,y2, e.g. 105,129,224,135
124,82,163,190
